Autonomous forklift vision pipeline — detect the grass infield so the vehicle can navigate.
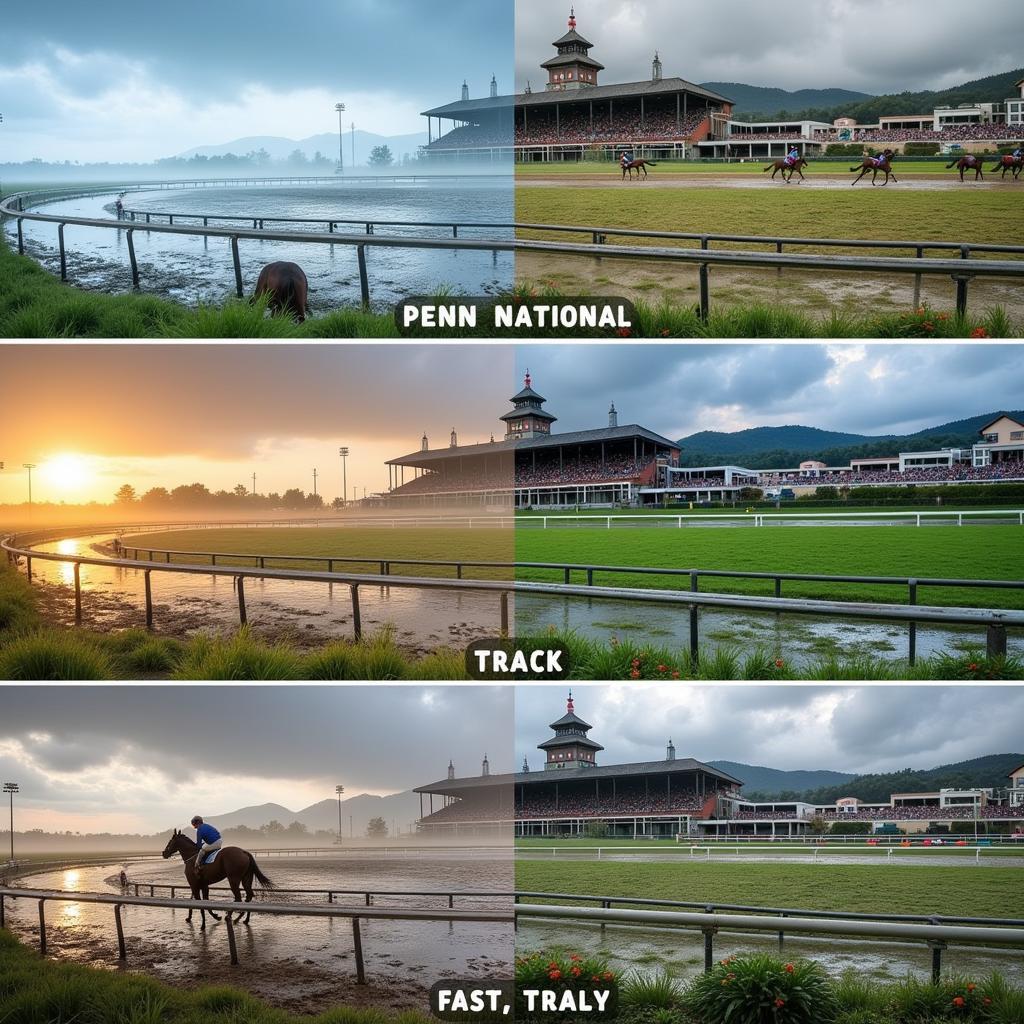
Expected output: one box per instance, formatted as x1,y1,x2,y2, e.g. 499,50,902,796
514,859,1024,919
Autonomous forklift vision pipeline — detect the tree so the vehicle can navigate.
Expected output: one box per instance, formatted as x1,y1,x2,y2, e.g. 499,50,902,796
583,820,609,838
281,488,306,509
366,816,388,837
286,820,309,835
808,814,829,836
233,484,249,498
260,820,285,834
140,486,171,505
368,145,394,167
331,496,345,510
287,148,309,166
114,484,137,504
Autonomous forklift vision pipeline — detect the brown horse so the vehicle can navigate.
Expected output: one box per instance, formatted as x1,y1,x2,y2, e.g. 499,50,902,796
990,155,1023,180
946,155,984,182
254,261,309,322
764,157,809,182
850,150,898,186
162,829,275,927
621,159,657,180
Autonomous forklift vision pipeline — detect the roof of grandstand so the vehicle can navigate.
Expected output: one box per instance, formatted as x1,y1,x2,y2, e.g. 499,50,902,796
387,423,679,468
415,756,743,796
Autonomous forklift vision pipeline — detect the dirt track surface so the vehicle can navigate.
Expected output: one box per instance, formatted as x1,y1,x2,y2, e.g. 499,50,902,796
518,173,1021,191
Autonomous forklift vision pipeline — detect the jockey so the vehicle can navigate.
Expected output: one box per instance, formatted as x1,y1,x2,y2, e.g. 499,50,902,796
785,145,800,166
191,815,223,868
621,149,634,166
1013,147,1023,160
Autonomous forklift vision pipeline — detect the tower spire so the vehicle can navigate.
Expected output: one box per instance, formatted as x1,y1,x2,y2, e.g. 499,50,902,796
567,688,574,713
568,6,576,29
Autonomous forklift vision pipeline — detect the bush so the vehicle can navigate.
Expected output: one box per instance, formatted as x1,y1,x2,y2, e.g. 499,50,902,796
515,950,617,1020
0,631,113,680
171,627,303,680
684,954,837,1024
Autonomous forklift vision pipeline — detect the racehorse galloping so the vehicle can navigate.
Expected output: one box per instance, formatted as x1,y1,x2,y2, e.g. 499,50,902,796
621,159,657,180
253,261,309,322
850,150,898,186
162,829,276,927
946,155,984,182
764,157,809,182
989,155,1023,180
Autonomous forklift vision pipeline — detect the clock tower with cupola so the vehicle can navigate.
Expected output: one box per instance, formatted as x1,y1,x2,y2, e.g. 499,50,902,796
538,691,604,770
542,8,605,91
500,371,557,440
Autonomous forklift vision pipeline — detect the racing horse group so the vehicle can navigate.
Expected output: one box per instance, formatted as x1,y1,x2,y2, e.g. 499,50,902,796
946,153,1024,181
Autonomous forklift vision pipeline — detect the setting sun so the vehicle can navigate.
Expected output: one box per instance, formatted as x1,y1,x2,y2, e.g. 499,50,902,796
39,454,94,495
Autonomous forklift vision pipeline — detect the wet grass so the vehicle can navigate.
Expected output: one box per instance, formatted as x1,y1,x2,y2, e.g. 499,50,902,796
513,525,1024,609
0,926,435,1024
514,860,1024,919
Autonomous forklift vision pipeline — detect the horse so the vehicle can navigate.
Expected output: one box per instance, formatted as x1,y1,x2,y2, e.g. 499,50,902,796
621,159,657,180
850,151,898,186
253,261,309,322
946,155,984,182
764,157,809,182
990,154,1023,180
161,829,275,927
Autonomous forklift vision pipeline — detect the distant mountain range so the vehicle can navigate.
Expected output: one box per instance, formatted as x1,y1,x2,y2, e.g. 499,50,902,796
733,753,1024,804
211,791,423,836
705,68,1024,122
174,129,429,166
676,410,1023,469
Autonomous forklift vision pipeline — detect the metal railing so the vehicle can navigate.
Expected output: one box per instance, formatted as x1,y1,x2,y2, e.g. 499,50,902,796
4,534,1023,665
114,537,1024,666
514,902,1024,982
0,886,512,976
5,184,1024,317
518,510,1024,528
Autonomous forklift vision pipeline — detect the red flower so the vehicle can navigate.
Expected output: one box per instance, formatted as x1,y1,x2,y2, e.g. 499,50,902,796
630,669,641,679
774,998,785,1008
952,996,965,1007
570,966,582,977
547,962,559,970
602,971,613,981
659,328,671,337
775,659,785,669
570,954,582,962
784,963,794,973
616,327,632,337
968,662,979,671
548,969,562,980
967,983,976,992
671,670,680,679
971,326,990,338
592,975,600,982
657,664,668,673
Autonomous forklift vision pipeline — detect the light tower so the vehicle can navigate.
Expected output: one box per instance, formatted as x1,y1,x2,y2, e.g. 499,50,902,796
335,784,345,844
338,447,349,508
22,464,36,508
335,102,346,173
3,782,18,863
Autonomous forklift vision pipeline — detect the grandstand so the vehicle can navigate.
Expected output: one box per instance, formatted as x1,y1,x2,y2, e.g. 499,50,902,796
420,10,734,162
383,373,680,508
414,694,1024,838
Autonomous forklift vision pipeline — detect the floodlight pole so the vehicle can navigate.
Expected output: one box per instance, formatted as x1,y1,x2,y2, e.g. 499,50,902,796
336,785,344,844
339,447,349,508
351,122,356,169
3,783,17,863
312,468,318,499
22,464,36,508
335,103,346,174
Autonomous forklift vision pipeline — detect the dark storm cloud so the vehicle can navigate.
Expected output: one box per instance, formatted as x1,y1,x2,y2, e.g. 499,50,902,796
7,1,513,104
515,686,1024,777
517,345,1024,440
515,0,1024,95
0,686,514,793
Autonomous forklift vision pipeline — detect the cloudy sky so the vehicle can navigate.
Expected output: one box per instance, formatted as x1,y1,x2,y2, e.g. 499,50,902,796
516,685,1024,777
0,686,512,833
0,0,513,163
516,0,1024,95
2,343,1021,506
517,343,1024,441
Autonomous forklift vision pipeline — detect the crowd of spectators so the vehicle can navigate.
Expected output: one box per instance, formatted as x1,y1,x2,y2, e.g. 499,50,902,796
727,804,1020,822
428,125,513,149
518,790,708,819
731,809,811,820
669,476,759,489
760,460,1024,488
510,109,707,147
811,124,1024,145
517,456,651,488
420,799,514,822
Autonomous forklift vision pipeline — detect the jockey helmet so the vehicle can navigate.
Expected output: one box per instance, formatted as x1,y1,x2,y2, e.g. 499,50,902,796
190,815,203,826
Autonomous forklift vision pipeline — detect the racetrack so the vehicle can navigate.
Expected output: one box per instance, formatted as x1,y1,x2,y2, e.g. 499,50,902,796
518,172,1018,191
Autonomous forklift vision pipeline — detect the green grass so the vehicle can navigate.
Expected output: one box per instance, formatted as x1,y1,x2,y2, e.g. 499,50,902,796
513,525,1024,609
514,860,1024,919
515,183,1021,252
0,927,434,1024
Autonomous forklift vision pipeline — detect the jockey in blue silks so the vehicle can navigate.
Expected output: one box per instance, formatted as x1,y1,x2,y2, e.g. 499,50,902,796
785,145,800,167
191,815,223,866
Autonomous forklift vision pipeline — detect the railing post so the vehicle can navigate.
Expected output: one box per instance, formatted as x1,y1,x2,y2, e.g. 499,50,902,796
352,918,367,984
357,245,370,309
58,223,67,280
586,568,594,586
16,217,24,254
928,939,945,984
500,591,509,637
74,562,82,624
987,624,1007,659
114,903,127,960
26,556,32,583
350,585,362,640
908,579,917,667
913,246,923,309
698,264,710,322
38,899,47,955
701,925,715,973
231,236,243,298
0,893,4,929
225,912,239,965
953,275,969,319
237,576,247,625
144,570,154,630
126,228,140,288
689,571,700,665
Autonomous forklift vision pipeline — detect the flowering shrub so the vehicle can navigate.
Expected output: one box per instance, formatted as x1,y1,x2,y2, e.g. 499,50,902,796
684,954,836,1024
514,949,617,1020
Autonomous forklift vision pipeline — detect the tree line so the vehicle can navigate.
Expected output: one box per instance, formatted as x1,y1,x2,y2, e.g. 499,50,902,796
112,482,346,511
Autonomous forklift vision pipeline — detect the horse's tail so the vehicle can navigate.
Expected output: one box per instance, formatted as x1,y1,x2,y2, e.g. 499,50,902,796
850,164,863,172
763,164,774,172
248,853,276,890
945,160,958,168
646,161,657,166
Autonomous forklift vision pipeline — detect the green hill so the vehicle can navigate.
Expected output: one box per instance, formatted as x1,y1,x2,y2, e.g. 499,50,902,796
709,761,854,794
676,410,1024,469
700,82,872,118
741,753,1023,803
